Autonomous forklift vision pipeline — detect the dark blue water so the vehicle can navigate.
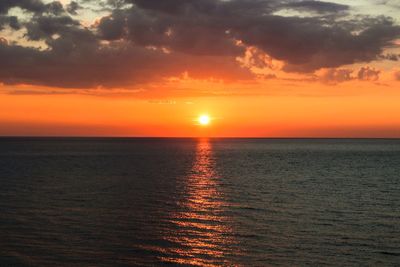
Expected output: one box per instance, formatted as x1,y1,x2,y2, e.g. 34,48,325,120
0,138,399,266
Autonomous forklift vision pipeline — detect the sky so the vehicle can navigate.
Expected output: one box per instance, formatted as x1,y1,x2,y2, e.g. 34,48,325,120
0,0,400,137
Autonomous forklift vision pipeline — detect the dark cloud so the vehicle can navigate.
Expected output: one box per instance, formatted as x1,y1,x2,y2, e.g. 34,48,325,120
97,11,127,40
106,0,400,70
98,4,242,56
132,0,218,15
66,1,80,15
0,15,20,30
284,1,349,14
0,38,250,88
0,0,67,15
379,53,399,61
45,1,65,15
233,15,400,72
25,15,80,41
0,0,399,88
0,0,45,14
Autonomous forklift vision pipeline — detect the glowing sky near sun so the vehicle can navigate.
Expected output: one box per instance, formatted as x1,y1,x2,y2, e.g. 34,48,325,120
0,0,400,137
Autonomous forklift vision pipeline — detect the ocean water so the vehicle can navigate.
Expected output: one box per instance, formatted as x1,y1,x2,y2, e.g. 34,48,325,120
0,138,399,266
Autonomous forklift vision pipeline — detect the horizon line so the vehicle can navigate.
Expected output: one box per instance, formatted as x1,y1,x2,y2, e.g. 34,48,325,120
1,136,400,140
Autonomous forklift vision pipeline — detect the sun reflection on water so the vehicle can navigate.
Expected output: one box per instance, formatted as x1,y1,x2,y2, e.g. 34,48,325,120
160,138,238,266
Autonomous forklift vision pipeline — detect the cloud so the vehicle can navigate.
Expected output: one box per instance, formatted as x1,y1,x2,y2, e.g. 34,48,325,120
66,1,80,15
0,0,399,88
379,53,400,61
0,15,20,30
317,66,382,83
0,37,8,45
0,39,250,88
266,16,400,72
394,71,400,81
0,0,45,14
357,66,380,81
283,1,349,14
97,3,243,56
318,68,353,84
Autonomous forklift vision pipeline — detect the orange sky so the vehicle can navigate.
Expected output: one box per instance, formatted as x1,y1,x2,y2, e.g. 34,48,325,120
1,77,400,137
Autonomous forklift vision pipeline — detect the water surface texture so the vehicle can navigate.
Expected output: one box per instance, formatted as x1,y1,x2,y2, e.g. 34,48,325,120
0,138,399,266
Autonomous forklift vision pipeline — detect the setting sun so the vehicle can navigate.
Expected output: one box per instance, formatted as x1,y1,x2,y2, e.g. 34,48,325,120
198,115,211,126
1,0,399,266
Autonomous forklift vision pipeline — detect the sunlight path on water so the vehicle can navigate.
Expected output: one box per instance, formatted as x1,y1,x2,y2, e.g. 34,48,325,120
160,138,239,266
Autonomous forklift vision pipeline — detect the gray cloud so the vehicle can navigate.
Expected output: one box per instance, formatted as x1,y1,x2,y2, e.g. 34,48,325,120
357,66,380,81
103,0,400,70
379,53,400,61
283,1,349,14
0,0,399,88
318,66,383,83
0,0,45,14
0,15,20,30
25,15,80,41
319,68,353,84
234,15,400,72
0,39,250,88
45,1,65,15
66,1,80,15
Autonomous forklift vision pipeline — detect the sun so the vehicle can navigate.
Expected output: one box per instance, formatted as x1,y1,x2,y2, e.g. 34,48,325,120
198,115,211,126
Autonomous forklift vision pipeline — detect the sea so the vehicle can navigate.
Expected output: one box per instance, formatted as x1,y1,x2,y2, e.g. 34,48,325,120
0,138,399,266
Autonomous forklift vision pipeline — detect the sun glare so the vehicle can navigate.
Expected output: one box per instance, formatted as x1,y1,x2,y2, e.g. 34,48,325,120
198,115,211,126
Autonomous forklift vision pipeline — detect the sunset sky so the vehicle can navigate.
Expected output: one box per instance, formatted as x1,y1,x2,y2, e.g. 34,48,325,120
1,0,400,137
